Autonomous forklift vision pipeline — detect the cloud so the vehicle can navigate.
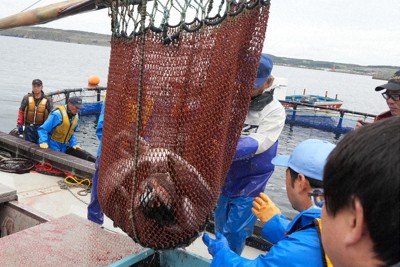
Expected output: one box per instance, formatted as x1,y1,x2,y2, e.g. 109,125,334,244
1,0,399,66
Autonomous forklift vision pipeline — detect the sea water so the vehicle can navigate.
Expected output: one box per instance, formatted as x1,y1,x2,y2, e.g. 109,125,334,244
0,35,390,217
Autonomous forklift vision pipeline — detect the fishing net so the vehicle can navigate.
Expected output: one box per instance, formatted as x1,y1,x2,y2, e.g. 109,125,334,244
98,0,271,249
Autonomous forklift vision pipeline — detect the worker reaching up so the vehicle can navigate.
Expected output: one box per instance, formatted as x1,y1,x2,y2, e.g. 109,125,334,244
213,54,286,255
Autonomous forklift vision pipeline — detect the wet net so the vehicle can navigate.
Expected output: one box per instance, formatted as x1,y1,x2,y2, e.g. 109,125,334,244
98,0,271,249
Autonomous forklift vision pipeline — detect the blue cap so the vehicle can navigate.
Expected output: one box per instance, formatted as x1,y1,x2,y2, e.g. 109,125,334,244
271,139,336,181
254,54,273,89
68,96,83,108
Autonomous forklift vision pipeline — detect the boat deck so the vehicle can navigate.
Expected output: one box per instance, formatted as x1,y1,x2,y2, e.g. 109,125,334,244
0,213,146,267
0,170,263,265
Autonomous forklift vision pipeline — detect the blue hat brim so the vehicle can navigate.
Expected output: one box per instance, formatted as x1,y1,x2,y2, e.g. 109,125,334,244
271,155,290,167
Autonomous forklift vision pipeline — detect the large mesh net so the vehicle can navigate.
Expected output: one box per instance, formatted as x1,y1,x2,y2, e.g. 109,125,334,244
98,0,271,250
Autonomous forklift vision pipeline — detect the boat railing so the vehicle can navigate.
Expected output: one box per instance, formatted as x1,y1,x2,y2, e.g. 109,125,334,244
47,87,107,106
280,100,378,135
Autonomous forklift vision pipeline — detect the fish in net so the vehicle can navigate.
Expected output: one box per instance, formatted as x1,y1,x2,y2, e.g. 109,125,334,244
98,0,271,250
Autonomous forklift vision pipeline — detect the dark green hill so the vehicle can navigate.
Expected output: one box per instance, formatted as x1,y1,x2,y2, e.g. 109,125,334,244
0,26,111,46
1,26,398,79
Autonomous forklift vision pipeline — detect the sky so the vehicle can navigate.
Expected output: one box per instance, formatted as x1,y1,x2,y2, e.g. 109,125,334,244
0,0,399,66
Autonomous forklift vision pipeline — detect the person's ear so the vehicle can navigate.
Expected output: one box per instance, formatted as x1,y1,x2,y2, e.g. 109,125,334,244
344,197,366,246
265,75,275,88
297,173,310,192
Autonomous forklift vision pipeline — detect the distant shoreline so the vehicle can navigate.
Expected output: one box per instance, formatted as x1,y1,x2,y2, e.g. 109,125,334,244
0,26,111,47
0,26,397,79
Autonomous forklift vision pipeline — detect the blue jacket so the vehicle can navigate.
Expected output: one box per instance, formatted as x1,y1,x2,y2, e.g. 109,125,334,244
210,209,324,267
96,101,105,157
38,107,79,153
221,139,278,197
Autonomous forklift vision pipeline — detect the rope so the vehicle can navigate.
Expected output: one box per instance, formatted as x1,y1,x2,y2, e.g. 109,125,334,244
57,180,90,205
34,162,65,177
35,162,92,203
130,0,149,242
0,149,12,159
64,175,92,188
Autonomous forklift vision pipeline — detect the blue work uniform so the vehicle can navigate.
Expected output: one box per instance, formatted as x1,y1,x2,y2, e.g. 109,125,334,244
87,101,105,224
37,106,79,152
211,209,324,267
215,96,285,255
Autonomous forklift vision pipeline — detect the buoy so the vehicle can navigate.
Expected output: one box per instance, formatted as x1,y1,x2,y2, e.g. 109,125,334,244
88,75,100,88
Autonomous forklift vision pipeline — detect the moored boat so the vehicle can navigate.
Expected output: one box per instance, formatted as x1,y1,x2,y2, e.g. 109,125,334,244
284,93,343,109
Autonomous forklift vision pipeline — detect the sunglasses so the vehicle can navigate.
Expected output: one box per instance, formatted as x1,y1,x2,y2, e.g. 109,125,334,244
382,92,400,101
308,188,325,208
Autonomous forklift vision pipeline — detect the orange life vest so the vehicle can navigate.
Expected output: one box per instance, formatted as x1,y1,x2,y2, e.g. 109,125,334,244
24,96,49,125
50,105,78,144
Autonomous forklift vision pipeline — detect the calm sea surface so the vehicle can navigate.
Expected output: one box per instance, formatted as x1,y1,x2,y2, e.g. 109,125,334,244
0,36,390,217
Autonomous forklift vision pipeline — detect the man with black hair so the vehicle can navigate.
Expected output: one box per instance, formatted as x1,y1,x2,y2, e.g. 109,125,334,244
17,79,52,143
356,70,400,128
322,116,400,267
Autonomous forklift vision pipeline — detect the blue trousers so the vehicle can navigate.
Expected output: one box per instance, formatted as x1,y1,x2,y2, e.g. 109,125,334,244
24,125,39,144
87,158,104,224
214,194,257,255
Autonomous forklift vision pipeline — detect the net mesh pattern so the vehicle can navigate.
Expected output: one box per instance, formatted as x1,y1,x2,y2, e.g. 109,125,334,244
98,0,270,250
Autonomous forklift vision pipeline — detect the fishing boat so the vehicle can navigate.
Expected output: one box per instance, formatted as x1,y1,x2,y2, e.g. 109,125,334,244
283,90,343,109
284,94,343,108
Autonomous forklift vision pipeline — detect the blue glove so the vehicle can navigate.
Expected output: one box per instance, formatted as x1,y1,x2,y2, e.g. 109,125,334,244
202,232,230,257
18,125,23,135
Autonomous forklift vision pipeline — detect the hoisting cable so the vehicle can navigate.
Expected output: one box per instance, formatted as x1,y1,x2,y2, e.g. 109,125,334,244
130,0,148,242
20,0,44,12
